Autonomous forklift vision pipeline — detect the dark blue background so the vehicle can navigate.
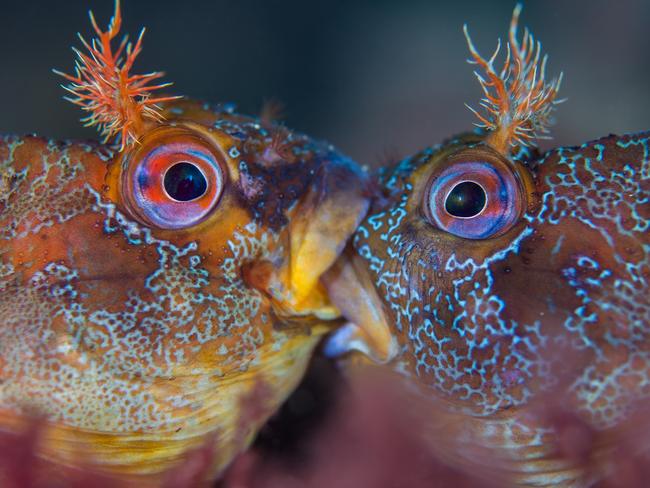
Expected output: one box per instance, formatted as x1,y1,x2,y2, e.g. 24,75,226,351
1,0,648,166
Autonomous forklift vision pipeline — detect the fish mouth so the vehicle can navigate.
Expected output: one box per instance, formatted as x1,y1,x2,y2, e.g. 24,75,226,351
242,157,373,325
321,248,398,363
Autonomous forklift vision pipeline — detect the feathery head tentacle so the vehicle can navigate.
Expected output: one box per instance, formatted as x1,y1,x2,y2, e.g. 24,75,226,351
463,4,563,154
54,0,180,150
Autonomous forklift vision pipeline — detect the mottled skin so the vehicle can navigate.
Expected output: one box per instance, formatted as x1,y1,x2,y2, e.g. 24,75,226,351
330,131,650,486
0,98,369,484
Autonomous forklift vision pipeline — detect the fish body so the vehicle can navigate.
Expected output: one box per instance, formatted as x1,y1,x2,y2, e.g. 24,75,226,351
326,6,650,486
0,4,369,484
341,130,649,485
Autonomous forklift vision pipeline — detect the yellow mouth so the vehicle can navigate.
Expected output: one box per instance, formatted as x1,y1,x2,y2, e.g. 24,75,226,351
243,160,372,324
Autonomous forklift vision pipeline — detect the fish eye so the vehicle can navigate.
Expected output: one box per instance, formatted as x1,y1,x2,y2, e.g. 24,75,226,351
163,162,208,202
122,128,227,229
444,181,487,218
423,151,525,239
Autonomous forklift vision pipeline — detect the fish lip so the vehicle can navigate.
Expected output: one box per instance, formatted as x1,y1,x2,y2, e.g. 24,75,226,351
321,249,398,363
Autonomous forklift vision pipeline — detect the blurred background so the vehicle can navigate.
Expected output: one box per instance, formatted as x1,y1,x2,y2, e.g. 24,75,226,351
0,0,648,168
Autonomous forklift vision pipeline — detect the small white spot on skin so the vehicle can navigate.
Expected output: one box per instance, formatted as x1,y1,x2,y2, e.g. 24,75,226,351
551,234,564,255
56,344,73,355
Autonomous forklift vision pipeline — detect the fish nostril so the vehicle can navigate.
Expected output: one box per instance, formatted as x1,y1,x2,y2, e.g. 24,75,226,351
241,260,275,295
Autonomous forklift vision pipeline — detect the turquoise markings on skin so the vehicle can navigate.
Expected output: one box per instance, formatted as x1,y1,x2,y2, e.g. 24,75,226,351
532,132,650,427
354,146,542,415
0,137,275,432
353,131,650,425
0,137,107,240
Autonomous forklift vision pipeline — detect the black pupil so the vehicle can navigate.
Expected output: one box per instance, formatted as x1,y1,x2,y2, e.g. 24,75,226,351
444,181,486,218
164,162,208,201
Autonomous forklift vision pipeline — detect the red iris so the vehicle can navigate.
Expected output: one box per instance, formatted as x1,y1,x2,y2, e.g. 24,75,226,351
122,128,227,229
423,150,525,239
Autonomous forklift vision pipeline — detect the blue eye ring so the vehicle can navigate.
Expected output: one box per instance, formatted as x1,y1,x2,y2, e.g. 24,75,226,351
423,149,525,239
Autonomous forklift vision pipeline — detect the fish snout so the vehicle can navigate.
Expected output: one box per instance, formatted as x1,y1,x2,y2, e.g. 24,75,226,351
243,158,372,323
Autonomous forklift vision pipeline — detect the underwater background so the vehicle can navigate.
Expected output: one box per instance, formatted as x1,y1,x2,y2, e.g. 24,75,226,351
0,0,648,168
1,1,649,486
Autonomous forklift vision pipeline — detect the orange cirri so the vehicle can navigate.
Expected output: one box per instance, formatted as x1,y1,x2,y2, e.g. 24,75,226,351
0,1,370,484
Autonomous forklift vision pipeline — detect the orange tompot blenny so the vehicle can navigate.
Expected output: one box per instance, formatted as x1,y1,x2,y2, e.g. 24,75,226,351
0,1,370,484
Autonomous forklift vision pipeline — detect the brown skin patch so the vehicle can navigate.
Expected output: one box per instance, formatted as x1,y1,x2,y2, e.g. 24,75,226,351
340,130,650,485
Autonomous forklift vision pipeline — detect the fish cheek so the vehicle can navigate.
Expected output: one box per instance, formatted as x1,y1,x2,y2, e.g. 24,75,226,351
488,220,632,399
492,227,582,328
